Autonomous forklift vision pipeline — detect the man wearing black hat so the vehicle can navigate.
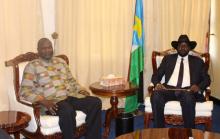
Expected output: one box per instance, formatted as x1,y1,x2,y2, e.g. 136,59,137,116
150,34,210,128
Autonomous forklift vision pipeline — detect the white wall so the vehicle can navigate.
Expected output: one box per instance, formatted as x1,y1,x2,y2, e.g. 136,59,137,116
210,0,220,99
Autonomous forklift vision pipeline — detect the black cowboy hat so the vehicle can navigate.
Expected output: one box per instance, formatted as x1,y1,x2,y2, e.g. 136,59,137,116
171,34,197,50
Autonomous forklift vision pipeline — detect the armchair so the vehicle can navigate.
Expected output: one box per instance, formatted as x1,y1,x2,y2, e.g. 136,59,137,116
5,52,89,139
144,49,213,130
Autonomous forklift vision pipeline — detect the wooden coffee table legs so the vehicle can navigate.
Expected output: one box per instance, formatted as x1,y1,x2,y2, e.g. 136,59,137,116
103,96,119,138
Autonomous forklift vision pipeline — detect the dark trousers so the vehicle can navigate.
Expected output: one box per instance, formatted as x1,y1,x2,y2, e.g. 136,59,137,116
56,96,102,139
150,88,199,128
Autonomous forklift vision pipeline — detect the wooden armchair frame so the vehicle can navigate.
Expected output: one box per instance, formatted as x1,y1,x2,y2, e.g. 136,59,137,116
144,49,212,130
5,52,87,139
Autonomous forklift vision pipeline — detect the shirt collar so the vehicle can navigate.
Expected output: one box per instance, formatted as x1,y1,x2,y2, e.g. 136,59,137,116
177,54,188,61
39,57,54,64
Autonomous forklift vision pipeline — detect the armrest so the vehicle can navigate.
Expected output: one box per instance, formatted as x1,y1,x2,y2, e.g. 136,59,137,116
148,83,154,96
18,99,35,107
205,87,211,101
18,99,42,131
147,84,211,101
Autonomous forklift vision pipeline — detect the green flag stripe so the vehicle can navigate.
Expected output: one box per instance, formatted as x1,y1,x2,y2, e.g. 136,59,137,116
130,46,144,85
125,46,144,113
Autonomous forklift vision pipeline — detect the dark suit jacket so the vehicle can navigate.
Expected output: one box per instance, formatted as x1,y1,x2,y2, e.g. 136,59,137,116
151,53,210,92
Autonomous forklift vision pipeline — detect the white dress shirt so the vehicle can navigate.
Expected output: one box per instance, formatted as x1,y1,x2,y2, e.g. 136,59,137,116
167,55,190,88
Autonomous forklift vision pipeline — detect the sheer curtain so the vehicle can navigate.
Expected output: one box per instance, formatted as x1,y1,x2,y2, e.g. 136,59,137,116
0,0,43,110
55,0,135,108
55,0,134,85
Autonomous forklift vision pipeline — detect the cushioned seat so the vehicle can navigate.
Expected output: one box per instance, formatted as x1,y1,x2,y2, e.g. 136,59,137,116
40,111,86,135
145,97,213,117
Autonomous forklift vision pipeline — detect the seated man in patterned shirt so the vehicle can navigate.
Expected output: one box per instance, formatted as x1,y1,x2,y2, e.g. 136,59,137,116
19,38,102,139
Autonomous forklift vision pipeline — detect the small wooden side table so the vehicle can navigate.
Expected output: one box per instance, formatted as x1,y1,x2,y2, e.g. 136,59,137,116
89,82,138,138
0,111,31,139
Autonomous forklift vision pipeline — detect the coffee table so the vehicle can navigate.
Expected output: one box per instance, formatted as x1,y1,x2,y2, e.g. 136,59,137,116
0,111,31,139
116,128,220,139
204,130,220,139
89,82,138,138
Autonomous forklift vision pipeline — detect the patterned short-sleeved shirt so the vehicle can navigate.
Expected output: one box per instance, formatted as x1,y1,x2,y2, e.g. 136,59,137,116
19,57,85,103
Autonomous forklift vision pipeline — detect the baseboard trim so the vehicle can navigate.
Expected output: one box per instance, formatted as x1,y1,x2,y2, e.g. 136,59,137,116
210,96,220,105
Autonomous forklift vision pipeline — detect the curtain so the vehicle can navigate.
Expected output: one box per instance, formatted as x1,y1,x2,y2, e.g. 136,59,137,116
0,0,43,110
55,0,135,108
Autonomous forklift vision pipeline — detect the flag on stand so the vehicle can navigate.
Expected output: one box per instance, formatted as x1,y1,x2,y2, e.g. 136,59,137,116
125,0,144,113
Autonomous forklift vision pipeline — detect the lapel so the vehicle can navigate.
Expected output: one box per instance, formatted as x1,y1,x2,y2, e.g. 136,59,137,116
165,54,178,83
188,55,193,85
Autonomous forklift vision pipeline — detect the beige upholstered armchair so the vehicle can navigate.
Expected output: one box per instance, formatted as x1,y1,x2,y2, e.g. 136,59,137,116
144,49,213,130
5,52,89,139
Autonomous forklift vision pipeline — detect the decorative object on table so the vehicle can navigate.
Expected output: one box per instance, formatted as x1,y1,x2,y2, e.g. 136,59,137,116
100,74,125,87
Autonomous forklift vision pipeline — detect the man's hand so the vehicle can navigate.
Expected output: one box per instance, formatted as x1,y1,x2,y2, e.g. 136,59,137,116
155,83,166,91
38,99,58,115
79,90,90,96
190,84,200,93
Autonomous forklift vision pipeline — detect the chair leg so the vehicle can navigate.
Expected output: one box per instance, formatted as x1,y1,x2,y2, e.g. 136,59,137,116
144,113,152,128
205,119,212,131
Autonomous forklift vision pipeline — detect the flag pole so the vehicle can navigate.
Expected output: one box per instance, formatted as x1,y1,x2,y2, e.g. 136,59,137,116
125,0,144,113
129,0,144,103
127,0,137,81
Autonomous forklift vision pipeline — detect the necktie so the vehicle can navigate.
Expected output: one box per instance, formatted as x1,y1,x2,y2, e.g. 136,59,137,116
176,58,184,88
